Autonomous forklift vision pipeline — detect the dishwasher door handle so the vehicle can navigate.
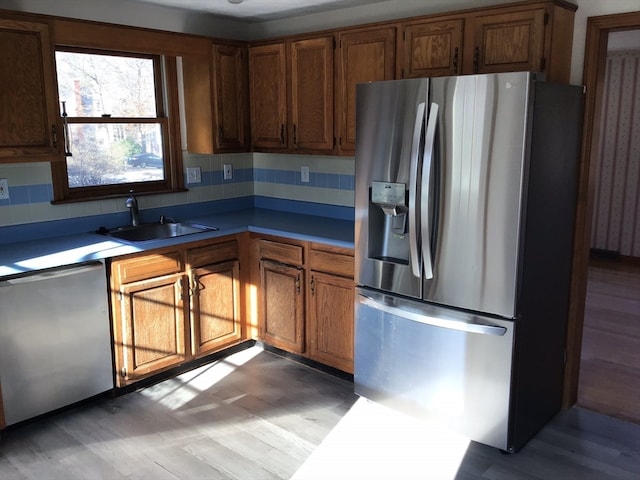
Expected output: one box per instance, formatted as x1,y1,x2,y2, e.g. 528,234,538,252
0,261,104,286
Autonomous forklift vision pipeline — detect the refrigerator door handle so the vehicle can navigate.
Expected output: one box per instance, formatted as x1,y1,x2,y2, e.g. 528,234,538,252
420,102,439,280
358,292,507,336
408,101,426,278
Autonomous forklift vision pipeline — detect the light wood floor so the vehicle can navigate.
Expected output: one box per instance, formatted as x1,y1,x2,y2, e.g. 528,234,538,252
578,257,640,424
1,345,639,479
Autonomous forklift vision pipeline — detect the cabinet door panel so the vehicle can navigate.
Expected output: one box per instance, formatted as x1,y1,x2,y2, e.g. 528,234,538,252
471,8,546,74
308,271,354,373
0,19,59,161
249,43,287,149
290,36,334,151
260,259,305,353
192,261,242,356
118,274,188,386
337,27,396,154
403,19,464,78
214,44,248,150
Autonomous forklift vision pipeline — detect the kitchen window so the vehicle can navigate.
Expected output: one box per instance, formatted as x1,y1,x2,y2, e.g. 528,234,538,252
51,47,184,202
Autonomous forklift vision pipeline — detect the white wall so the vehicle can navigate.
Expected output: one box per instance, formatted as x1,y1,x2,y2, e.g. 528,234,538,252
0,0,248,38
571,0,640,84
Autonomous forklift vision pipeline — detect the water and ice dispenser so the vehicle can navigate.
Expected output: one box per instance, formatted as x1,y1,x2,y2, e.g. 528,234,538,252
368,181,411,264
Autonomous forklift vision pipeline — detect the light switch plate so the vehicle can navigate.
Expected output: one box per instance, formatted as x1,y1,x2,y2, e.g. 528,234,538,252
187,167,201,184
301,166,310,183
223,163,233,180
0,178,8,200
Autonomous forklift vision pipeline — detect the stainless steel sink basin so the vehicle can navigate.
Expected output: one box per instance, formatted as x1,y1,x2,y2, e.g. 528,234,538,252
99,222,218,242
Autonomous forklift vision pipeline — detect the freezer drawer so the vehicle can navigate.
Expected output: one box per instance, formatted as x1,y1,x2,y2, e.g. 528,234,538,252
354,288,515,451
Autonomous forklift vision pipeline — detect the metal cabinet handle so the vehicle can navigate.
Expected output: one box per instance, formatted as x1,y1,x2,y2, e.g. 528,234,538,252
190,274,200,296
473,46,480,73
293,124,297,145
280,124,285,144
218,126,224,144
51,124,58,148
452,47,459,75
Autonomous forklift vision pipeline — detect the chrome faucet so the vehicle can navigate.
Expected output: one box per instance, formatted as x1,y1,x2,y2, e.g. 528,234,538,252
125,190,140,226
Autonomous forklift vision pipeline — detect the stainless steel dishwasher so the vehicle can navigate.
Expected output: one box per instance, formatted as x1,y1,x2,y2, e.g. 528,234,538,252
0,260,113,426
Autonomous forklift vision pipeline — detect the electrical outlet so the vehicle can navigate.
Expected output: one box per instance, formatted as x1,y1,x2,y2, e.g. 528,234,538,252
301,166,310,183
0,178,8,200
223,163,233,180
187,167,201,184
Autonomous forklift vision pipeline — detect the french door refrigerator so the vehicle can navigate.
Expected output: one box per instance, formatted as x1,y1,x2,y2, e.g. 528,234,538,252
354,72,583,452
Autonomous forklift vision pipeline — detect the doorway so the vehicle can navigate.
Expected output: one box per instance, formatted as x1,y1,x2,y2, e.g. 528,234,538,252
564,12,640,419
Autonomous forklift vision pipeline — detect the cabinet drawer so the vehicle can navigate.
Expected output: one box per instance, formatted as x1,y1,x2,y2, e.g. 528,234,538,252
188,240,239,268
259,239,304,266
113,251,183,284
309,248,354,278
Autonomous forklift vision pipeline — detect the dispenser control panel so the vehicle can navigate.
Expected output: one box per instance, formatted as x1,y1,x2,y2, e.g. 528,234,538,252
371,182,405,206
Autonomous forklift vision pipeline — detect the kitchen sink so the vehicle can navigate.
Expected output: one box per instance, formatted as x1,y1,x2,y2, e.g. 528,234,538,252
98,222,218,242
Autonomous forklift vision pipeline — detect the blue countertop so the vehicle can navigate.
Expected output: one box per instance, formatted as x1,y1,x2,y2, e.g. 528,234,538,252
0,208,355,278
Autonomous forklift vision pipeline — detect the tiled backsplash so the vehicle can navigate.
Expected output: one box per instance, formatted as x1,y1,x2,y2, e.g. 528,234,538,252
0,152,355,228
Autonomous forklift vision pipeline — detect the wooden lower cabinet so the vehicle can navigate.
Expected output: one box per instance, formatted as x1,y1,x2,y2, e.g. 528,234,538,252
308,270,354,373
117,273,189,384
190,260,242,357
110,236,244,387
109,233,355,387
307,243,355,373
259,258,305,354
253,236,355,373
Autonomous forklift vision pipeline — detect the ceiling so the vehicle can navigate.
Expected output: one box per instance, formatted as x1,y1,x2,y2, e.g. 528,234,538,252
127,0,390,22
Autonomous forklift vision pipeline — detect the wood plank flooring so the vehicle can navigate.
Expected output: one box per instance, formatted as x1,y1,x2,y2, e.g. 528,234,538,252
1,344,639,479
578,257,640,424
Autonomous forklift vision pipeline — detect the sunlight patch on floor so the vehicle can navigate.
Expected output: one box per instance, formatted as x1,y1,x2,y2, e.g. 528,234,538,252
292,397,471,480
140,346,263,410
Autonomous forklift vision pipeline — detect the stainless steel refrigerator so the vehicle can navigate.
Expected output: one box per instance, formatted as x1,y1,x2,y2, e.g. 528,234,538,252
354,72,583,452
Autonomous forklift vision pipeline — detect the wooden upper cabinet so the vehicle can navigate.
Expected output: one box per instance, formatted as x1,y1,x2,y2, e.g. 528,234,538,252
336,27,396,155
469,8,546,75
290,36,334,152
249,43,287,149
213,44,248,151
399,2,575,83
182,42,248,154
403,19,464,78
0,18,61,162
